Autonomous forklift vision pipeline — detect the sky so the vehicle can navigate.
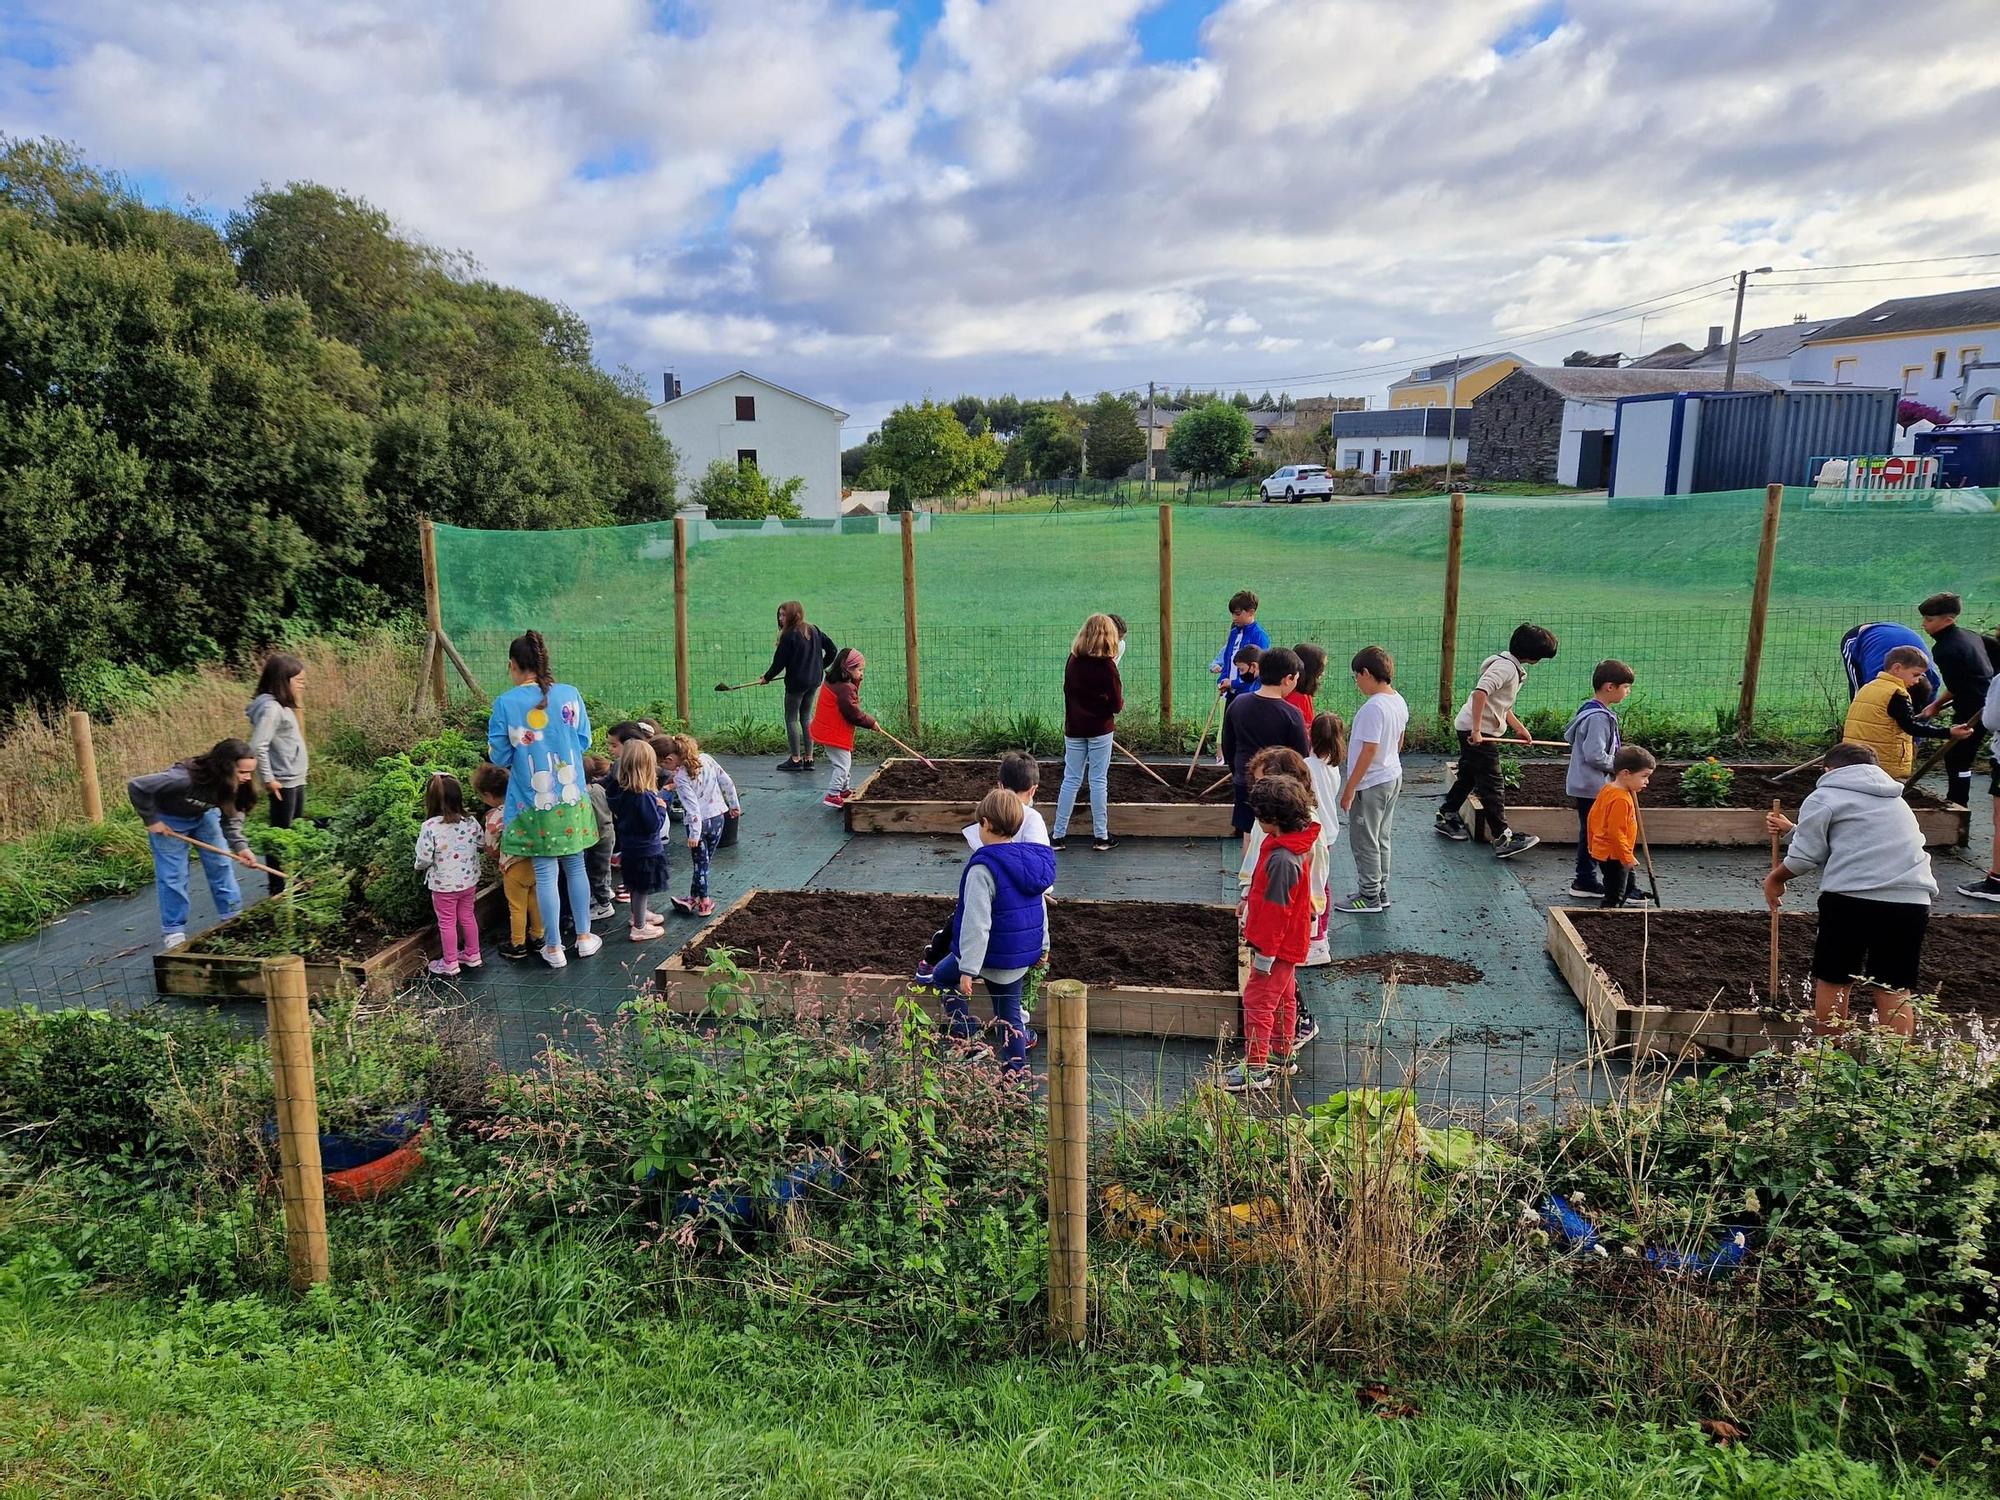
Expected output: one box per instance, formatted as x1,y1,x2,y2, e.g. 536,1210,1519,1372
6,0,2000,436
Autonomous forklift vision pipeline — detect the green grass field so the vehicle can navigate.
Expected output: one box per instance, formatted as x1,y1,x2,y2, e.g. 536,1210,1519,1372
436,491,1999,741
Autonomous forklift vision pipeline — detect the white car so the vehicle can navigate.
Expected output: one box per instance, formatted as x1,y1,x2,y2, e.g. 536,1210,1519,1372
1259,464,1333,503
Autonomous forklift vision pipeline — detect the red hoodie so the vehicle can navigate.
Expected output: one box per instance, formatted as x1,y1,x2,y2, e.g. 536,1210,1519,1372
1243,823,1320,965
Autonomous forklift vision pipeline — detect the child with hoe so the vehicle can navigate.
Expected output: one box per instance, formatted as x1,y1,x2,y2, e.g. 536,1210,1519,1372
1563,659,1636,900
1335,646,1408,915
1436,623,1558,859
1842,644,1971,781
473,763,542,959
1914,592,1993,812
1052,613,1124,853
1221,644,1310,851
656,732,740,918
811,647,877,809
414,771,483,977
1225,776,1320,1093
1586,746,1656,908
1209,590,1270,692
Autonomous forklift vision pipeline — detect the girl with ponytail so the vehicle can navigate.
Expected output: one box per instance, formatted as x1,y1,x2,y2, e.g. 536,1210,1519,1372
488,630,601,967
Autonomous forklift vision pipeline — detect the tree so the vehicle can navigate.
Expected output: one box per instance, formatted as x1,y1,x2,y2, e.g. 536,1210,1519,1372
1253,390,1276,411
1261,422,1333,472
1165,401,1255,487
1083,394,1146,480
874,400,994,506
1230,390,1254,410
1897,398,1950,432
1011,401,1083,480
689,459,804,519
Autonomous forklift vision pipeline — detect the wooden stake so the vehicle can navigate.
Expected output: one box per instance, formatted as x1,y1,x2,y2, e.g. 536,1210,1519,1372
1045,978,1089,1345
1767,797,1782,999
69,710,102,824
1737,482,1784,735
1157,504,1174,730
672,516,691,726
410,632,439,714
436,631,487,701
1437,489,1465,721
1112,739,1174,793
1186,689,1223,784
264,956,329,1290
418,517,449,711
901,509,921,738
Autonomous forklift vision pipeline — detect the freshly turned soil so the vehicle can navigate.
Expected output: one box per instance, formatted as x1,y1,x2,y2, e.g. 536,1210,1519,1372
862,758,1214,806
1324,951,1484,987
679,890,1239,992
1564,908,2000,1018
193,904,404,961
1508,761,1947,812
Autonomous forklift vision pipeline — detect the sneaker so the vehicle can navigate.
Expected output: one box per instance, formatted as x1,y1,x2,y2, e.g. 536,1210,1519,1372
822,791,848,809
1492,831,1540,859
694,897,715,917
1221,1063,1272,1093
427,959,460,978
500,940,531,961
670,895,697,914
614,884,630,901
777,757,805,772
1293,1014,1321,1046
540,944,568,969
1091,836,1120,852
1048,838,1068,853
574,933,603,958
1333,894,1385,914
1567,881,1606,900
1434,813,1472,841
589,900,617,921
459,954,483,970
630,924,664,942
161,931,187,951
1267,1057,1301,1078
912,962,938,985
1625,886,1656,905
1956,875,2000,902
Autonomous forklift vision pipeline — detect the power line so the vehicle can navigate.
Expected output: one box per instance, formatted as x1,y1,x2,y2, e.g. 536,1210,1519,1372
1749,272,2000,290
1765,251,2000,274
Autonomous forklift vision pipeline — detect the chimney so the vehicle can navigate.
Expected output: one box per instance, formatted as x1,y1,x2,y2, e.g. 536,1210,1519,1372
663,372,682,403
1706,325,1724,350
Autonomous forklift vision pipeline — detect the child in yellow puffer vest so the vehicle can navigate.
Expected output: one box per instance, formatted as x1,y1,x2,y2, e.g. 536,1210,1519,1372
1843,645,1971,780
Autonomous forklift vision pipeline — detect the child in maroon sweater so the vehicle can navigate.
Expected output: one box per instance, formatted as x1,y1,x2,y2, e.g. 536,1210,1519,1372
1225,775,1319,1092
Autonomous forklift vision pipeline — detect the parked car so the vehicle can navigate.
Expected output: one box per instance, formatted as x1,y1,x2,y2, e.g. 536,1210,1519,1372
1259,465,1333,503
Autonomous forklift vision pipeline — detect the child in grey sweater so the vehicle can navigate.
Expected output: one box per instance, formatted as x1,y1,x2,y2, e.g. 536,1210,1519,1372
1563,660,1635,899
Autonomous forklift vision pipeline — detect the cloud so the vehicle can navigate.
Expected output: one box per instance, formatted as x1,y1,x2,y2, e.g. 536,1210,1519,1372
6,0,2000,425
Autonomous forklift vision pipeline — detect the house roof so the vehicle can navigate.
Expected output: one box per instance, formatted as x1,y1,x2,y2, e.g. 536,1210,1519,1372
1805,285,2000,344
1389,352,1525,388
1695,319,1831,364
1331,408,1470,439
1496,367,1778,402
650,370,849,419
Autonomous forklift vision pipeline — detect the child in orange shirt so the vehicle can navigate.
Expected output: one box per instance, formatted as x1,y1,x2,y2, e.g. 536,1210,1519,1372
1586,745,1656,908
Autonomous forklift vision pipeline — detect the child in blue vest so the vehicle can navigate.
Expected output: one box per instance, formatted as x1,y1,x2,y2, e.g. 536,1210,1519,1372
918,789,1057,1074
1562,659,1635,900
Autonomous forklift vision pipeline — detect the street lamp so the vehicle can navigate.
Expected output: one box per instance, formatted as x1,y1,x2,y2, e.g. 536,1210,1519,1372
1723,266,1773,392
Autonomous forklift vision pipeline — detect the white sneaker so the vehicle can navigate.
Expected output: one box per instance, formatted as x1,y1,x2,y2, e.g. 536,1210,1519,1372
574,933,603,958
162,931,187,951
540,944,568,968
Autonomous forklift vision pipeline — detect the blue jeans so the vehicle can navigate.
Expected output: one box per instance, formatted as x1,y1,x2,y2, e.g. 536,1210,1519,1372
1052,733,1112,841
533,852,592,949
148,808,243,937
689,813,725,898
930,954,1028,1073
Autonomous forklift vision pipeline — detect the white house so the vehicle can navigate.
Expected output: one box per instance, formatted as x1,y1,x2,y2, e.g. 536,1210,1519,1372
1329,407,1468,473
649,371,848,519
1788,287,2000,420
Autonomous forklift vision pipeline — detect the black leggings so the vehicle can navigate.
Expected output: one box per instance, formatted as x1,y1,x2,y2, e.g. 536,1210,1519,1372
265,784,306,894
1442,734,1507,841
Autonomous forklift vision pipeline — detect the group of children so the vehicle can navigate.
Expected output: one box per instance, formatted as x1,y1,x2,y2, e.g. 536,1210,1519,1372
411,723,742,976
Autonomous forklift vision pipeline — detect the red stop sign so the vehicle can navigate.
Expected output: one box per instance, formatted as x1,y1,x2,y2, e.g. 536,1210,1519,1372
1880,457,1908,484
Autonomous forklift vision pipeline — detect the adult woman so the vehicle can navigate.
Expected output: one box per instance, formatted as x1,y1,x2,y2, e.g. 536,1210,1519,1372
1050,613,1124,853
246,652,308,894
760,601,839,772
127,739,259,949
487,631,602,968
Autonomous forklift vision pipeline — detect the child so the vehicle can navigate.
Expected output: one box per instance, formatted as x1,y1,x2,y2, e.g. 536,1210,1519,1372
1209,589,1271,692
1107,613,1129,666
1335,646,1408,915
1843,644,1972,781
1436,622,1559,859
1227,643,1262,701
1916,591,1993,812
1587,746,1656,908
1563,660,1634,900
1221,645,1310,851
604,738,671,939
919,789,1058,1075
473,762,543,960
658,732,740,918
1286,643,1326,726
582,753,618,921
1225,776,1319,1093
962,750,1050,850
810,647,878,809
1306,713,1344,963
1236,748,1330,1049
414,772,483,977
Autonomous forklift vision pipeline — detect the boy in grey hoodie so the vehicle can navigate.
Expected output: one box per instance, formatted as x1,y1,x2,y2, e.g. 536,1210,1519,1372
1763,741,1936,1038
1563,659,1635,899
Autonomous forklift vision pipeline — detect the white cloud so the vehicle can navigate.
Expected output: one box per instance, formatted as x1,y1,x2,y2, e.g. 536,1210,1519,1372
1356,337,1397,354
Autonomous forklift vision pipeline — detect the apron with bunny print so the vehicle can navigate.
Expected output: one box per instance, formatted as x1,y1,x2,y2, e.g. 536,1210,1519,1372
486,682,598,858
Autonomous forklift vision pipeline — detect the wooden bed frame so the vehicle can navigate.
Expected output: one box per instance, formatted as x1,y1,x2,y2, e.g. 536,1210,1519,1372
842,759,1238,839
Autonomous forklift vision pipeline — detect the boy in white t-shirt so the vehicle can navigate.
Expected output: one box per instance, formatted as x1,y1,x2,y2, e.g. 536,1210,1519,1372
923,753,1052,983
1436,622,1558,860
1334,645,1409,915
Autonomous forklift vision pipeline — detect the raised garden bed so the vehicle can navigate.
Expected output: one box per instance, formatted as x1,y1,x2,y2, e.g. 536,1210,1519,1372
1474,761,1964,848
1546,906,2000,1060
657,888,1243,1039
845,758,1236,838
155,885,507,1001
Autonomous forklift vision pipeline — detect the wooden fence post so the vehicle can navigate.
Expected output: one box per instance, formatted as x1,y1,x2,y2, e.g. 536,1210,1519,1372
69,711,102,824
1437,490,1466,721
1737,481,1784,735
1157,504,1175,730
901,509,921,738
672,516,691,726
1046,978,1089,1345
418,517,449,710
264,956,329,1290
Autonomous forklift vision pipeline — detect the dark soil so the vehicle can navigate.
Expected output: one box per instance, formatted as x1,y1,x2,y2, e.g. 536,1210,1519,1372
1323,951,1484,987
1564,908,2000,1017
861,758,1216,806
1510,762,1947,812
193,903,404,962
680,890,1239,992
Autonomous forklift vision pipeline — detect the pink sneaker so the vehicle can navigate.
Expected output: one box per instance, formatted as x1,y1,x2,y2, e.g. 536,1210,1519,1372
694,897,715,917
426,959,460,977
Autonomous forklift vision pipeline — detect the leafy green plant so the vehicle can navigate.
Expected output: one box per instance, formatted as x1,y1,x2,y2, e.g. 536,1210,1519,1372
1679,757,1736,807
1499,753,1524,791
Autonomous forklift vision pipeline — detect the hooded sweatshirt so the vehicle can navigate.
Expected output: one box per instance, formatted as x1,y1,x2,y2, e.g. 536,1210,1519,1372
246,693,308,789
1243,823,1321,966
1563,697,1621,800
1781,763,1936,906
952,841,1058,980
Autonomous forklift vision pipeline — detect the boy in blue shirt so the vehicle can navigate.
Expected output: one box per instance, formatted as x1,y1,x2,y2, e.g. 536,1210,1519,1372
1210,590,1271,693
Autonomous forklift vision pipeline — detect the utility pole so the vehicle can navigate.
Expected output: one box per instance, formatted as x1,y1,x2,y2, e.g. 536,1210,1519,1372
1722,266,1773,392
1443,363,1459,492
1146,380,1156,500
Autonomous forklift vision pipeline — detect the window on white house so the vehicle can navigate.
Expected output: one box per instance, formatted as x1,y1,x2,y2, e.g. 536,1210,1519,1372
1903,365,1923,393
1344,450,1362,469
1834,359,1857,385
737,449,757,468
735,395,756,421
1961,346,1983,374
1933,350,1947,379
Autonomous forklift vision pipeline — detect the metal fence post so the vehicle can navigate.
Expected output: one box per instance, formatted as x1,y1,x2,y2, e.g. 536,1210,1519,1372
672,516,691,726
1157,505,1174,730
264,956,329,1290
69,710,102,823
1046,978,1088,1345
901,509,921,738
1737,482,1784,735
1437,490,1466,721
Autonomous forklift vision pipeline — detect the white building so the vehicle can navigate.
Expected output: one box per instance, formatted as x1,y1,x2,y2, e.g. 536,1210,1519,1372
1788,287,2000,420
1329,407,1468,474
649,371,848,519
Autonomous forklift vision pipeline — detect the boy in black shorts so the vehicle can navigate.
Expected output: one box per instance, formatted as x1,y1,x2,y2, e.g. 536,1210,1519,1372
1763,741,1937,1038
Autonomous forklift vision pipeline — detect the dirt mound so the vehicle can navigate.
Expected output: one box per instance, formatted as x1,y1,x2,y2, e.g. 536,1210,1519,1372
1324,951,1484,987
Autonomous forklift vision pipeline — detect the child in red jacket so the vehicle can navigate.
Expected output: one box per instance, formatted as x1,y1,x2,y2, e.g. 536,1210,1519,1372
810,648,878,809
1226,775,1320,1092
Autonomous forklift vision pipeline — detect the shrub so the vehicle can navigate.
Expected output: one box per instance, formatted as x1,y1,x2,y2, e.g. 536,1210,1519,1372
1679,757,1736,807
